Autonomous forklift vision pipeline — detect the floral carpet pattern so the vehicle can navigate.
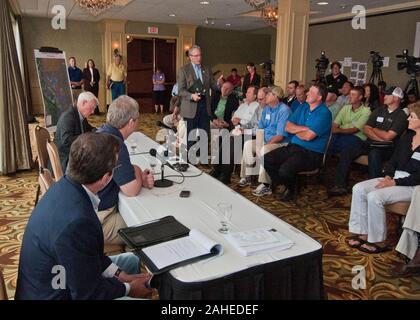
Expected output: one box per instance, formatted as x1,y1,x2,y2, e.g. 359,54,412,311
0,113,419,300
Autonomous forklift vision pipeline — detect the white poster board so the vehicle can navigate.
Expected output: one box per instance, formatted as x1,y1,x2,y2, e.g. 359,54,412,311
34,49,74,132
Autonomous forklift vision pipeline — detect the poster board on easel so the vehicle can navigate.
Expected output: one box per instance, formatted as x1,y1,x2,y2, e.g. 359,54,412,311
34,48,74,133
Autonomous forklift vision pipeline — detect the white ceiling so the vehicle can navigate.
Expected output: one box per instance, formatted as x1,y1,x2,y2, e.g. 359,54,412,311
14,0,420,31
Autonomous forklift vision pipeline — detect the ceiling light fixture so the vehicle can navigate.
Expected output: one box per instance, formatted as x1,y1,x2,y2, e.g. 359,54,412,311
169,13,176,17
317,2,329,5
75,0,116,16
200,1,210,5
244,0,278,28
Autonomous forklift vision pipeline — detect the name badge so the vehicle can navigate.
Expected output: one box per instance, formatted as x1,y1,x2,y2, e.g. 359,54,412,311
265,114,271,121
412,152,420,161
376,117,384,123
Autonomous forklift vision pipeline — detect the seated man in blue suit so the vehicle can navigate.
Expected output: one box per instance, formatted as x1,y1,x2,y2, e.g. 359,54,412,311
15,133,152,300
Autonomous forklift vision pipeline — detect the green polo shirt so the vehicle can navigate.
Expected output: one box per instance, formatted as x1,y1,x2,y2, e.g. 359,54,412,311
214,97,228,120
334,104,371,141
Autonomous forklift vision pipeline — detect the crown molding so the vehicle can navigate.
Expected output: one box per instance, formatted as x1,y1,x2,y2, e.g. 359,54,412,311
309,1,420,25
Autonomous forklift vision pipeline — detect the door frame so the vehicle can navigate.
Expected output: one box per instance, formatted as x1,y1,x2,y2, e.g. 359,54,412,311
124,34,179,72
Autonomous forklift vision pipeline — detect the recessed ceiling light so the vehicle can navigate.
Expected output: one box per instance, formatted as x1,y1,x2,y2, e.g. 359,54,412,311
200,1,210,5
168,13,176,17
225,23,231,26
317,2,329,5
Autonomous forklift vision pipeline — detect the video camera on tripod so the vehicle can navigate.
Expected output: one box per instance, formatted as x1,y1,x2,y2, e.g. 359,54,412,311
315,51,329,84
370,51,384,70
368,51,385,84
396,49,420,76
260,60,273,86
396,49,420,98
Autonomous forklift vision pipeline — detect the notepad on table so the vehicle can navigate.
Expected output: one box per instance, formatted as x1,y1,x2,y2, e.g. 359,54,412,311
224,228,293,256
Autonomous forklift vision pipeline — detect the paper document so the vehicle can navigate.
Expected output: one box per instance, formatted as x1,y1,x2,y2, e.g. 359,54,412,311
142,229,222,270
225,228,294,256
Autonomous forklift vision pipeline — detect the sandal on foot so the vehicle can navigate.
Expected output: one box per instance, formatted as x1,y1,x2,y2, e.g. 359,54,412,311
358,242,391,254
346,236,367,248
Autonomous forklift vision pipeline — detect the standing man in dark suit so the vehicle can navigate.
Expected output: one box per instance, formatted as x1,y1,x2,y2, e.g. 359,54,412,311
55,91,97,171
242,63,261,96
177,45,222,154
15,133,152,300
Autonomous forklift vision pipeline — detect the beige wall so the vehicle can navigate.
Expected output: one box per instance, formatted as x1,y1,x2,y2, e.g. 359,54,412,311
306,9,420,87
126,21,179,37
22,17,103,115
196,27,271,76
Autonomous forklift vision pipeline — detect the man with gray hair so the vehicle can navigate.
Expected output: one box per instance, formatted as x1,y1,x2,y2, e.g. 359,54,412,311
177,45,223,153
97,95,154,245
55,91,97,170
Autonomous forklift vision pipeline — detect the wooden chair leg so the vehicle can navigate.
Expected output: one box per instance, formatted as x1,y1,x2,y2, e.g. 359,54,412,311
34,184,41,206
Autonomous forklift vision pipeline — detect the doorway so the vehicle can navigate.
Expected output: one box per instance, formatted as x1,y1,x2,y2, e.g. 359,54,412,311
127,38,177,113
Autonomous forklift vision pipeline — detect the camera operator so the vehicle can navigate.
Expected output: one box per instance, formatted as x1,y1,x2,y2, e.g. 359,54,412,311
326,61,348,94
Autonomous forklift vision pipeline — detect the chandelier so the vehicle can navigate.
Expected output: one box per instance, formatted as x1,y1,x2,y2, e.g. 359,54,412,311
261,4,278,28
75,0,116,16
244,0,278,28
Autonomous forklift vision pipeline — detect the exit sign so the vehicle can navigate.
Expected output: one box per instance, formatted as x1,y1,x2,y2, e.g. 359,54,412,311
148,27,159,35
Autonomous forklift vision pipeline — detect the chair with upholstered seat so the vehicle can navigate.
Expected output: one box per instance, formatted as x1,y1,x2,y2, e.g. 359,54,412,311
293,131,333,214
354,155,368,166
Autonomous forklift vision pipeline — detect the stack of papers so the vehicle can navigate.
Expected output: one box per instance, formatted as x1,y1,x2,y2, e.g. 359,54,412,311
224,228,294,256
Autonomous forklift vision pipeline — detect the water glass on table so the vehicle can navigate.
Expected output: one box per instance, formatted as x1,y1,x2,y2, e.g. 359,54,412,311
217,202,232,234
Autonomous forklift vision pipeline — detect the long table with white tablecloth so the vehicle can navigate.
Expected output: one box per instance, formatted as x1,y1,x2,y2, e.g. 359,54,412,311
118,132,324,299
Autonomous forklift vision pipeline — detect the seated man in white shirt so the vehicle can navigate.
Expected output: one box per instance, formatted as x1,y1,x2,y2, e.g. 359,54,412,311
231,86,259,130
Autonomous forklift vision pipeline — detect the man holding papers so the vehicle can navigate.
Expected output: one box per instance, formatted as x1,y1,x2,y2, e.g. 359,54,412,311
16,133,152,300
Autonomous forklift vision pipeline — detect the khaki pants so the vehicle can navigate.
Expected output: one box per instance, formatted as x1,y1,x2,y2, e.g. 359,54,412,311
97,206,127,245
396,186,420,259
240,140,287,184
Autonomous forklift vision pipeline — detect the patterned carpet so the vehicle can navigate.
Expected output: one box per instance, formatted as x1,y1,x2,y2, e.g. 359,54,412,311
1,113,419,300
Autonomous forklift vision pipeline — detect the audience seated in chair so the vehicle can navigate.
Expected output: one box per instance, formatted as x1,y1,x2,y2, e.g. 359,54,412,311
210,85,259,184
347,102,420,254
210,81,239,131
96,96,154,246
54,91,97,171
15,133,152,300
290,85,307,114
329,87,408,196
329,86,371,154
335,81,353,110
238,86,291,197
325,87,341,120
263,83,332,201
393,185,420,277
282,80,298,107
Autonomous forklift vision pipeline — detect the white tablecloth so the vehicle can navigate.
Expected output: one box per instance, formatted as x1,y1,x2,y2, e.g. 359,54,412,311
119,132,322,283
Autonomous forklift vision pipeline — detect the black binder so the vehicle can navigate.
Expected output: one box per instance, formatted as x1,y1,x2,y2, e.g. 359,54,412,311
118,216,220,274
188,79,204,94
118,216,189,250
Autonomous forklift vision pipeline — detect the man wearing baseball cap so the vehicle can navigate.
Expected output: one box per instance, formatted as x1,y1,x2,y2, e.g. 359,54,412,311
329,86,408,196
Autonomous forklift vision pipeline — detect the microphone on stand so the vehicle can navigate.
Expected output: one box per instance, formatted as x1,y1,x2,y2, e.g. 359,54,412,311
149,148,174,188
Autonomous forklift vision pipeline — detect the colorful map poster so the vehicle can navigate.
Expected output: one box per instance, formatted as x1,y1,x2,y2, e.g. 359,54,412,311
34,49,73,132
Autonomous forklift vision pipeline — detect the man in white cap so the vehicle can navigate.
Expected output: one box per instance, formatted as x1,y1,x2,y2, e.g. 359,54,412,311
329,86,408,196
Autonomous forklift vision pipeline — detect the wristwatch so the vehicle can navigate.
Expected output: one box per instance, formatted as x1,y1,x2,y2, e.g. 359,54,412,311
113,268,122,279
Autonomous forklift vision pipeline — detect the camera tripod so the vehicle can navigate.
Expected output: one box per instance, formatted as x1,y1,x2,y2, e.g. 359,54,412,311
369,67,384,85
404,74,419,98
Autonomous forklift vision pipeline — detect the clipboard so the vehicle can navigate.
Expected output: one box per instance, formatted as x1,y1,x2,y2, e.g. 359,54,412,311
118,216,221,275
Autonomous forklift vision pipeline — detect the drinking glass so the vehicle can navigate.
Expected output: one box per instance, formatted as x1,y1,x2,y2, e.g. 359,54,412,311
128,138,137,155
217,202,232,234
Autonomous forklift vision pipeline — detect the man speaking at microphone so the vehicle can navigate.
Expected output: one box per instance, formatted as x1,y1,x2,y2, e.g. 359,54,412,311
177,45,223,157
96,95,154,246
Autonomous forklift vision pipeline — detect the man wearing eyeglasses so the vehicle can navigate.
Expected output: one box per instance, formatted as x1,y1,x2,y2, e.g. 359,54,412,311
177,45,223,156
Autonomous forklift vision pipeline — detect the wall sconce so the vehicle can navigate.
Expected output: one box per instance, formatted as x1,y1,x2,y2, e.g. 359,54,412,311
112,41,120,49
